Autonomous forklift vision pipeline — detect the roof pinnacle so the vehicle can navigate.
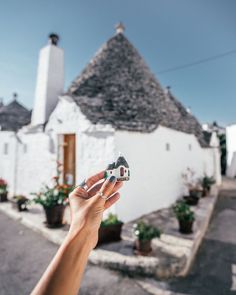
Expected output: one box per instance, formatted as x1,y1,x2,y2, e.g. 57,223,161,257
115,22,125,34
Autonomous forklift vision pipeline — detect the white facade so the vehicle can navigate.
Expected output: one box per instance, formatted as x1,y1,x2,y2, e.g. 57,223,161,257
114,126,220,221
0,131,18,195
31,42,64,125
226,124,236,177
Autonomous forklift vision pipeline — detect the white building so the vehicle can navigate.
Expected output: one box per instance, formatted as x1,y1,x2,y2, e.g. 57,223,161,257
226,124,236,178
0,24,221,221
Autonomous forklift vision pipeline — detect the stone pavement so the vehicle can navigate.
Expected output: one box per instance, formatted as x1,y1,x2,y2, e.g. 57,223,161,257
0,212,185,295
89,187,218,279
1,184,236,295
0,186,218,280
162,186,236,295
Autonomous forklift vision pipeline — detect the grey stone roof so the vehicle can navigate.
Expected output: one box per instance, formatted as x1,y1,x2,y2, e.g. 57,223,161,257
0,100,31,131
107,162,115,170
115,156,129,168
68,31,208,147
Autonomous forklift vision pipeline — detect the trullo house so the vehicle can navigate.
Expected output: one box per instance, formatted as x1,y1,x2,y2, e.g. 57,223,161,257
0,24,221,221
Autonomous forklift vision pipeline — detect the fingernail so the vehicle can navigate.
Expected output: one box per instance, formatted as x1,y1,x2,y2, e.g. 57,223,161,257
80,179,86,186
109,176,116,183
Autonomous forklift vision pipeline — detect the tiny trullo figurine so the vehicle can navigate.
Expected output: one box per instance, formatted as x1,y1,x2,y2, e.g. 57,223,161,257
105,155,130,181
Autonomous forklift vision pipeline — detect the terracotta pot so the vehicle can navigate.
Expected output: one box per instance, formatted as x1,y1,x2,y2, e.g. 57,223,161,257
183,195,199,206
0,192,8,202
98,223,123,245
178,219,194,234
135,239,152,255
43,205,65,228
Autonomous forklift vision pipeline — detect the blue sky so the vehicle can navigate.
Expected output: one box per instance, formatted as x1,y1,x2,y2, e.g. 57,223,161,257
0,0,235,125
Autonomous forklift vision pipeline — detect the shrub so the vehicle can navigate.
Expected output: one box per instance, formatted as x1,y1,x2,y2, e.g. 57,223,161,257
133,220,161,241
201,176,215,189
101,213,123,227
173,200,195,222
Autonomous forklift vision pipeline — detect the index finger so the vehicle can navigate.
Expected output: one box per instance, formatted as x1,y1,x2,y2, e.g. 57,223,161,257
86,170,106,190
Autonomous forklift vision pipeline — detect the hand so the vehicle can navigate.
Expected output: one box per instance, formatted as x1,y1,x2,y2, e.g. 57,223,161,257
68,171,123,248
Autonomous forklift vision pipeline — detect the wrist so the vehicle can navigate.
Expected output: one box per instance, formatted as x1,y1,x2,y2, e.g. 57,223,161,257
67,224,98,251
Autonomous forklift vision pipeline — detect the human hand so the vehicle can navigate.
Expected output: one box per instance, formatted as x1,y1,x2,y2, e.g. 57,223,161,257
68,171,123,248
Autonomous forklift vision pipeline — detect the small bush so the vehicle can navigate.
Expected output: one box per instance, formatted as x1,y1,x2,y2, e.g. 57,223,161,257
133,220,161,241
173,200,195,222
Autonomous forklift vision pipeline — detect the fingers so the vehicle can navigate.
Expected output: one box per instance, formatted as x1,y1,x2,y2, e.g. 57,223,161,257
85,170,106,190
89,180,123,198
71,170,105,198
96,176,117,201
104,192,120,209
112,181,123,194
88,181,104,197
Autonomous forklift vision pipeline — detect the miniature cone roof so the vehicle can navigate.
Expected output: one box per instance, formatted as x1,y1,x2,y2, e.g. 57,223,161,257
68,30,208,147
115,156,129,168
0,100,31,131
107,156,129,170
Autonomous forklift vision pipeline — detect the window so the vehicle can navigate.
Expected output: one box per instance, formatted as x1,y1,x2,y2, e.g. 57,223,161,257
188,144,192,151
166,143,170,151
3,143,8,155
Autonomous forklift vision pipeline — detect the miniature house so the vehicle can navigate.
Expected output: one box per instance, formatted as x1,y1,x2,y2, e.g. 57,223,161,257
106,156,130,181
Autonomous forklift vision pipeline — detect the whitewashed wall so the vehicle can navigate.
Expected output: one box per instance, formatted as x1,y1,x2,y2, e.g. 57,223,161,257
226,124,236,177
114,126,216,222
0,131,17,195
15,132,57,197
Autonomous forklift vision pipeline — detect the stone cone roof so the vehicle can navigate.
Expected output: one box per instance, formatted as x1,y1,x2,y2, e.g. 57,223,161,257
68,31,208,147
115,156,129,168
0,100,31,131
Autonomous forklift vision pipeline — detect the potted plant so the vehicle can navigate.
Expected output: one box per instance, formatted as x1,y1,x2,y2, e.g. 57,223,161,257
182,168,202,205
173,200,195,234
32,172,73,228
12,195,29,211
201,176,215,197
98,213,123,245
133,220,161,255
0,178,8,202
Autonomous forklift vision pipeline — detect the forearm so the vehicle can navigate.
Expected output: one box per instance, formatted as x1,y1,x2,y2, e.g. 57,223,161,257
31,228,94,295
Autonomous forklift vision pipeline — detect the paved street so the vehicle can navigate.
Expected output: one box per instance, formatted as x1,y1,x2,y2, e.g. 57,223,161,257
0,188,236,295
167,189,236,295
0,213,148,295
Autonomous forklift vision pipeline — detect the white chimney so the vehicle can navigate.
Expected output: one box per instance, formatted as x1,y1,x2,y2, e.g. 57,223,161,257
32,33,64,125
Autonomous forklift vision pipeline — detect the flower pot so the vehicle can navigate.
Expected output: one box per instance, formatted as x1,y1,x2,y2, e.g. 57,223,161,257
189,190,202,199
0,192,8,202
98,223,123,245
202,187,210,197
183,195,199,206
135,239,152,255
12,197,28,212
43,205,65,228
178,219,194,234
